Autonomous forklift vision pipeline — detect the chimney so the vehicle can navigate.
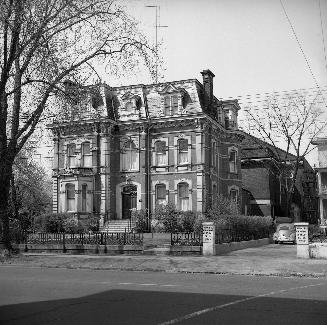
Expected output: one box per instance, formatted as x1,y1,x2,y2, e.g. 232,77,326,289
201,69,215,109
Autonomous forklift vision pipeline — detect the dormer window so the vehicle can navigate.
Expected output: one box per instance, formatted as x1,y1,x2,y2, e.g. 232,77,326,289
164,95,178,116
125,101,133,111
121,92,142,115
159,84,187,117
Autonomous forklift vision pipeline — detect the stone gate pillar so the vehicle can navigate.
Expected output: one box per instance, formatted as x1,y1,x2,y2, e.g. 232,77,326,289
294,222,309,258
202,222,215,256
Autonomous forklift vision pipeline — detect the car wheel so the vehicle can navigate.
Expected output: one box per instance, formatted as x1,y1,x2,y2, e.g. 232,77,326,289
274,240,279,244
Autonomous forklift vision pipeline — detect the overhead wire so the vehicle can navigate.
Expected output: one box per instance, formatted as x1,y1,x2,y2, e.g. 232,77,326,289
279,0,327,109
319,0,327,74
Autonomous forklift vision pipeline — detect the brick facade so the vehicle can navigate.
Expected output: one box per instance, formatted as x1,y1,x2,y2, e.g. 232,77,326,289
49,70,243,225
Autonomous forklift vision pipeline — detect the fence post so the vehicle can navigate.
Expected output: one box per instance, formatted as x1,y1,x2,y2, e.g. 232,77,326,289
62,232,66,253
202,222,215,256
24,231,28,252
294,222,309,258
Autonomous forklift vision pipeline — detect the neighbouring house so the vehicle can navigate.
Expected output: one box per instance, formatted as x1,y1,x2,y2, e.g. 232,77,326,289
311,137,327,226
48,69,244,229
240,132,317,223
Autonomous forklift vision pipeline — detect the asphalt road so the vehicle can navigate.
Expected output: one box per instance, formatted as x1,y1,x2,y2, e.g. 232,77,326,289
0,265,327,324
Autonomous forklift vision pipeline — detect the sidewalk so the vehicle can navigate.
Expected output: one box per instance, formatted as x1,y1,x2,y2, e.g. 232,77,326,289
2,244,327,278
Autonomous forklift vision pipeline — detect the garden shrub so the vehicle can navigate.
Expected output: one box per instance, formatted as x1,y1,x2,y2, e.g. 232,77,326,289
33,213,68,232
33,213,99,233
150,204,200,233
152,203,179,233
177,211,197,233
132,209,149,233
84,215,100,232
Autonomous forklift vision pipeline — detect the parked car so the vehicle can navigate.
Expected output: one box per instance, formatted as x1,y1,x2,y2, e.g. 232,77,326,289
273,223,296,244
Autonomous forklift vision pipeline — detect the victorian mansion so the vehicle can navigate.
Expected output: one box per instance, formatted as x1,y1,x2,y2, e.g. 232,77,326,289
49,70,243,227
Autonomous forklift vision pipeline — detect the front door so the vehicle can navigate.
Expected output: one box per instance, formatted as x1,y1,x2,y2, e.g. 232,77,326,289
122,185,137,219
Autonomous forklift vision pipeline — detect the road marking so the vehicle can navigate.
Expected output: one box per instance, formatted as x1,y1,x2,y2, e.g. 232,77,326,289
118,282,134,285
160,284,179,287
138,283,157,286
158,282,326,325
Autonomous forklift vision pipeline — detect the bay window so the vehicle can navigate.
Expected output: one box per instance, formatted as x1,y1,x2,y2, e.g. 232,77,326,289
81,184,87,212
66,184,75,212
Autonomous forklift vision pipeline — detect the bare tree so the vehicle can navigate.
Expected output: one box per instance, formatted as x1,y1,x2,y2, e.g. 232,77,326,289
0,0,156,250
243,91,326,218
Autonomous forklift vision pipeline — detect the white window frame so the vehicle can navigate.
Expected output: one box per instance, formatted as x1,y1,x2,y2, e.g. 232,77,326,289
174,179,192,212
66,183,76,212
81,141,92,167
228,185,239,203
174,135,191,166
153,139,168,166
155,183,167,207
67,143,76,168
212,140,217,167
120,137,139,171
228,146,238,174
164,94,179,116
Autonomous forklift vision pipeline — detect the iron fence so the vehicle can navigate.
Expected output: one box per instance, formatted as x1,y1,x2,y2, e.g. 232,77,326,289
171,232,202,246
215,228,271,244
15,231,143,246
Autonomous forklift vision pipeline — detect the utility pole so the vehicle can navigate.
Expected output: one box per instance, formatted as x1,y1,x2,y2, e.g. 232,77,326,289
145,5,168,84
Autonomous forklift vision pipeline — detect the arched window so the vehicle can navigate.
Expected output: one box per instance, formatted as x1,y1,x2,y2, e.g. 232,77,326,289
82,142,92,167
178,182,189,211
156,184,167,206
67,143,76,168
178,138,188,164
81,184,87,212
66,184,75,212
122,139,138,171
155,140,167,166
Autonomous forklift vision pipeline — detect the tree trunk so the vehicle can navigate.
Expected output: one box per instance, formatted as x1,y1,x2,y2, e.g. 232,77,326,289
0,161,13,251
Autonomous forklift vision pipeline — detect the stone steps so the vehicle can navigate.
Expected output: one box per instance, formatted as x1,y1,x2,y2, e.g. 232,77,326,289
101,220,135,233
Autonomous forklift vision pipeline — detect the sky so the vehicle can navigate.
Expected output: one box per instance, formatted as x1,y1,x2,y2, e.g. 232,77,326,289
112,0,327,98
111,0,327,166
39,0,327,168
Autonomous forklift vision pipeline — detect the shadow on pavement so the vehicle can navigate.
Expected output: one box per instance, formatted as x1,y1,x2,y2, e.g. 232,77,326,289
1,289,327,325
